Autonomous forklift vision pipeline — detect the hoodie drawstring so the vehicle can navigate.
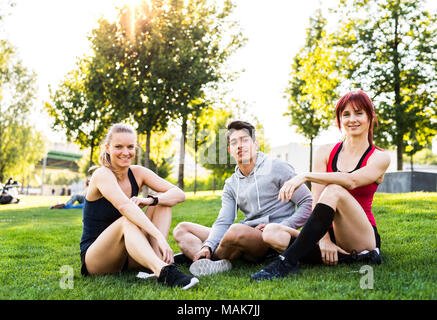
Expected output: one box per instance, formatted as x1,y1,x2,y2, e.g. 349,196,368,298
235,178,240,221
254,171,261,211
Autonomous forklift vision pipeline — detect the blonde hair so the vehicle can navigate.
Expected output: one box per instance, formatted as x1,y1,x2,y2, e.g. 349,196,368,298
90,123,137,179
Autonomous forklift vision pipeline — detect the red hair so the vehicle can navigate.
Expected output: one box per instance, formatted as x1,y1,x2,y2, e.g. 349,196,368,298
335,90,379,147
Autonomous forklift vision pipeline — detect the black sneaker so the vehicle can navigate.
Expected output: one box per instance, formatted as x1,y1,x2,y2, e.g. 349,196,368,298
157,264,199,290
250,255,299,281
339,249,382,265
173,252,192,266
355,249,382,265
263,248,279,264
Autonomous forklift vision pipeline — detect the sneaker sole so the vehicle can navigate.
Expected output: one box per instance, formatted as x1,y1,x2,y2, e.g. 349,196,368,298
182,277,199,290
189,259,232,276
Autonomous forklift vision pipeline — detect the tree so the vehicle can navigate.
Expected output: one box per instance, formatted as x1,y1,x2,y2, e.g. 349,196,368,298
45,56,120,168
0,39,46,181
158,0,245,190
198,107,235,189
139,129,175,176
186,103,214,194
198,103,270,191
0,121,46,183
284,9,341,172
89,3,175,170
332,0,437,170
86,0,246,188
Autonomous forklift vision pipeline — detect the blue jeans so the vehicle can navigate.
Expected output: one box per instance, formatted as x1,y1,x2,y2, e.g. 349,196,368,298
63,194,85,209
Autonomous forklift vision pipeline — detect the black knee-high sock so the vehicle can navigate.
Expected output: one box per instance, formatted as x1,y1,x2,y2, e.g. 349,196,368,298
282,203,335,265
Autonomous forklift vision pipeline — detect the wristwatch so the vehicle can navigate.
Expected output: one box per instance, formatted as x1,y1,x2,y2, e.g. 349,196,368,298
147,195,159,206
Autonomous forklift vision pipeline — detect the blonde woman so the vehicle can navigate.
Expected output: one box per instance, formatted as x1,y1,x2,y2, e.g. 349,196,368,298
80,123,198,289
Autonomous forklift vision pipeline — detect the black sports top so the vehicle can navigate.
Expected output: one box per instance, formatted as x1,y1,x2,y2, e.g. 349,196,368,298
80,168,139,253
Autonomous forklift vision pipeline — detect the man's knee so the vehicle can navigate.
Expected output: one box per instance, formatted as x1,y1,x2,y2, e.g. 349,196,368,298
262,223,281,244
262,223,289,251
221,224,248,246
173,222,190,242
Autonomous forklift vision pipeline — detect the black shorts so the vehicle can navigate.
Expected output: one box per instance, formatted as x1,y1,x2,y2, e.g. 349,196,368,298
80,249,129,276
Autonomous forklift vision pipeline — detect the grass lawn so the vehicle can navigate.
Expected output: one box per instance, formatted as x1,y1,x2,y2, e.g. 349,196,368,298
0,192,436,300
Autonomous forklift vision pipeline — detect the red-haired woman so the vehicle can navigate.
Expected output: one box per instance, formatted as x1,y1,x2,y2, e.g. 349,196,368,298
252,90,391,281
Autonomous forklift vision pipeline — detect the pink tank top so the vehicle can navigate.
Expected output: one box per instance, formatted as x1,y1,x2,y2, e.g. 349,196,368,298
327,142,378,226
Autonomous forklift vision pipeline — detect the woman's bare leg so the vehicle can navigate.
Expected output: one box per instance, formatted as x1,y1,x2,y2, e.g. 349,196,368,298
145,204,172,259
84,216,166,276
318,184,376,252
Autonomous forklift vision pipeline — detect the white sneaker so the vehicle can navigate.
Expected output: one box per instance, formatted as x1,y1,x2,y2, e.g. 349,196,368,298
189,259,232,276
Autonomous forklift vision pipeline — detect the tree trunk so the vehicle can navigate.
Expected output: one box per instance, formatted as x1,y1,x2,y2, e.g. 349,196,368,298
194,119,198,195
306,137,313,190
136,144,142,165
393,7,403,171
0,123,3,182
145,130,151,169
309,137,313,172
396,140,403,171
178,116,187,190
89,140,95,169
142,130,151,197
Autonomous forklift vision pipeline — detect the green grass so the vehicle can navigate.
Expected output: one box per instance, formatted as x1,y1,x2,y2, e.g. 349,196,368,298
0,192,436,300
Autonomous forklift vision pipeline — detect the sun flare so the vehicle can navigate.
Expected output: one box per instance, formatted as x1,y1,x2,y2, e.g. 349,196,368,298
98,0,147,23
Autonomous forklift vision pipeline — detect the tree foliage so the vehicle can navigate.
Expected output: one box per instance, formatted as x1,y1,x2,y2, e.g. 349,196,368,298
90,0,245,190
332,0,437,170
284,9,342,172
0,39,46,182
198,103,270,182
47,0,244,188
45,56,121,167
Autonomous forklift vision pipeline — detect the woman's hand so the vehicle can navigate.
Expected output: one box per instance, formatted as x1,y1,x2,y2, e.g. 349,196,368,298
156,235,174,264
278,174,307,202
130,196,153,209
319,237,349,266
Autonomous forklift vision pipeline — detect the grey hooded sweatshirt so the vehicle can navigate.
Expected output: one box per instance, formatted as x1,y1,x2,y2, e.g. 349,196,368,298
203,152,313,253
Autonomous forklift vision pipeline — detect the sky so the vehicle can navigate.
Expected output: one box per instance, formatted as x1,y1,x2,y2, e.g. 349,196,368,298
2,0,437,150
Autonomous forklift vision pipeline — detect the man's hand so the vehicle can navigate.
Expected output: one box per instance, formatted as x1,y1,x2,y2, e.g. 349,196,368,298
193,246,212,261
255,223,267,232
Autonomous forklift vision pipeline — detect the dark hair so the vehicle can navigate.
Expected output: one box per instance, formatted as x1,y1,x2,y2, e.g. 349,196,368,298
335,90,378,147
226,120,256,143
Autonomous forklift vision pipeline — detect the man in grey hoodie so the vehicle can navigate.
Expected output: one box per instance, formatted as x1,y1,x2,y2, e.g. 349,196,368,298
173,120,313,276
